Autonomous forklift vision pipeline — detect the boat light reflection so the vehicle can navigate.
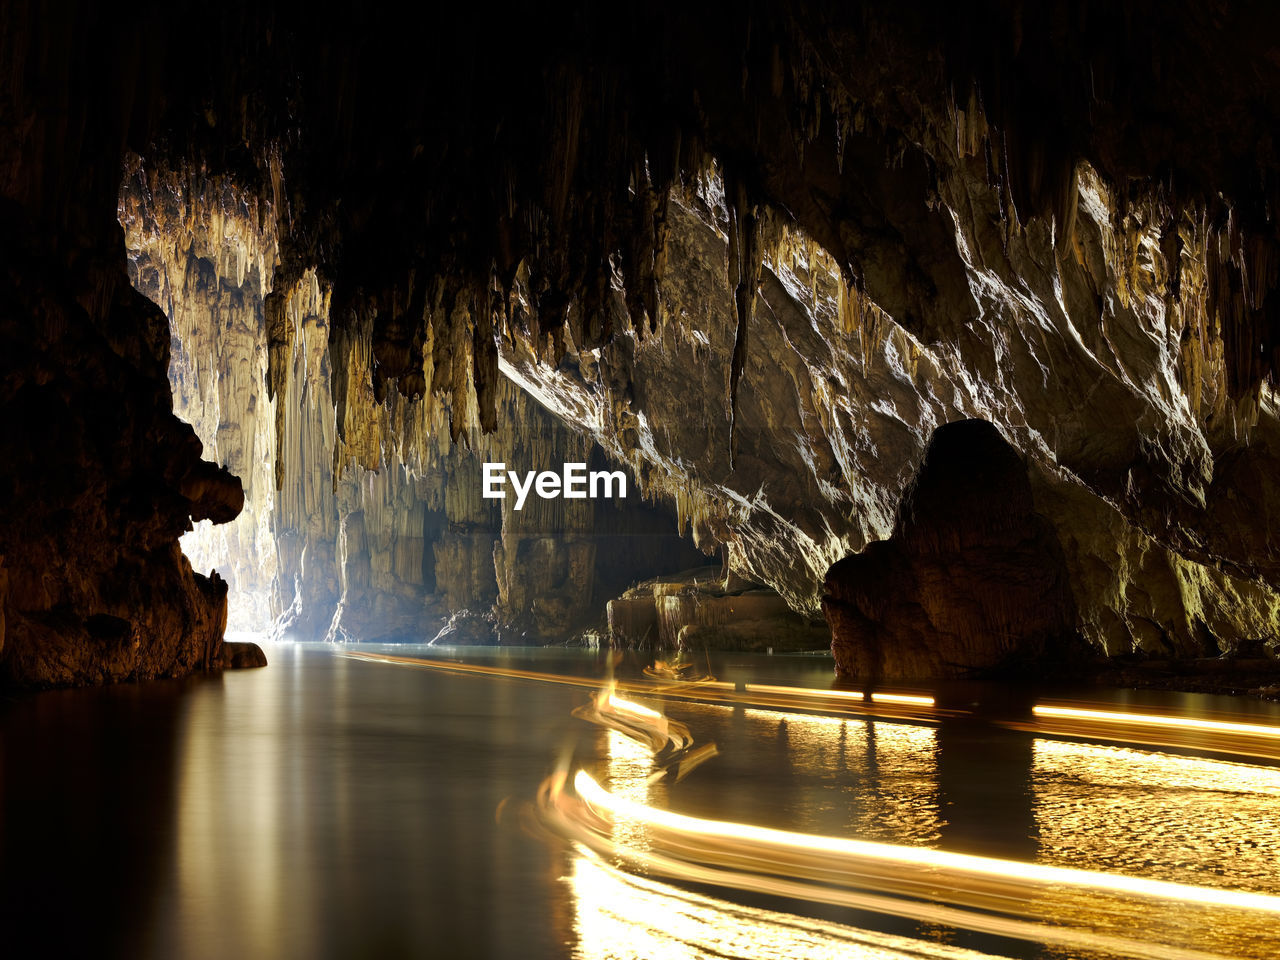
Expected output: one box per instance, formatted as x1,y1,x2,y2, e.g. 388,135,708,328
572,770,1280,913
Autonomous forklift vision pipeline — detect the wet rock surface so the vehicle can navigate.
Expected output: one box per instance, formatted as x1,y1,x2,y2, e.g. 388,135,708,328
215,640,268,670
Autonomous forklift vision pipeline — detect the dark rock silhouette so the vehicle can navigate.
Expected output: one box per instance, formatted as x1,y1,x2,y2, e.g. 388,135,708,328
823,420,1083,681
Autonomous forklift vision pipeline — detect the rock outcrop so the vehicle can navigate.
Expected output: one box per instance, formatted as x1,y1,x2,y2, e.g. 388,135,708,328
501,179,1280,670
0,210,252,687
823,420,1082,681
610,567,829,652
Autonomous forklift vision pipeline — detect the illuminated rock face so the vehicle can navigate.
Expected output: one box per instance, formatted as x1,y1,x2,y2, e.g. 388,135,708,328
117,162,1280,672
609,567,830,652
504,181,1280,671
120,171,704,643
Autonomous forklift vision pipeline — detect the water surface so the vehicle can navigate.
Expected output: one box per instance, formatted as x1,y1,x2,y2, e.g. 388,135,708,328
3,643,1278,959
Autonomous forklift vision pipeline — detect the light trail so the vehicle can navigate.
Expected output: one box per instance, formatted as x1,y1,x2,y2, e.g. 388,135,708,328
572,771,1280,914
744,683,935,706
341,651,942,724
346,651,1280,762
1021,703,1280,764
571,684,692,755
537,771,1260,960
871,691,936,706
607,692,663,721
1033,704,1280,738
566,845,1017,960
348,650,1280,957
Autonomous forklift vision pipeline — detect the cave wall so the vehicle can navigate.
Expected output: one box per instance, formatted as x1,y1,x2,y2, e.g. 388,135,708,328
119,154,1280,662
8,1,1280,681
501,173,1280,662
119,169,704,642
121,165,280,633
0,211,245,687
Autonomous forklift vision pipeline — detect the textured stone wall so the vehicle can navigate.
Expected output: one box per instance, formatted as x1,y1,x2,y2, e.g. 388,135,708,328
11,0,1280,683
116,153,1280,671
120,169,703,643
501,173,1280,664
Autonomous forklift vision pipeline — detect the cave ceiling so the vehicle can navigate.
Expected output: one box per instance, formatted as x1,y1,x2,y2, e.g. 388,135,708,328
8,0,1280,417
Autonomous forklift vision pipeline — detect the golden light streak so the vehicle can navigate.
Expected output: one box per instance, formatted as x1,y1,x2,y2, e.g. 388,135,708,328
1033,704,1280,738
744,683,935,707
572,770,1280,913
566,846,1012,960
746,682,867,698
871,692,936,706
607,692,662,720
344,652,942,724
538,773,1245,960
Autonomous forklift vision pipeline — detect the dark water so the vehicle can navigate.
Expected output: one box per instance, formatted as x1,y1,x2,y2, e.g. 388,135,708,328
3,644,1279,959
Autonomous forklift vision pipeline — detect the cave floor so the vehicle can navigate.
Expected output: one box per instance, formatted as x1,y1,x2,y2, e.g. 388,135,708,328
2,644,1279,959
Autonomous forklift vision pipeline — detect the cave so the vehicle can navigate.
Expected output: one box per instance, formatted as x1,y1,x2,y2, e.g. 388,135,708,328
4,2,1280,957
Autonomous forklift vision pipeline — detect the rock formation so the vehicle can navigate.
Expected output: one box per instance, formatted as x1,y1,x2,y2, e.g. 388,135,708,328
0,208,249,687
610,566,829,652
502,178,1280,669
120,168,705,645
823,420,1082,680
6,1,1280,684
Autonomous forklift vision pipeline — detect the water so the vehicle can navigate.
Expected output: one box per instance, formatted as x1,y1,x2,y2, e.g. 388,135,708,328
2,644,1279,959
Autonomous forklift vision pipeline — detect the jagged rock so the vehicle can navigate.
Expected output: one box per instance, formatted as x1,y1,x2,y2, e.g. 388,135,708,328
430,612,498,646
0,218,241,686
823,420,1084,681
122,172,707,644
503,173,1280,666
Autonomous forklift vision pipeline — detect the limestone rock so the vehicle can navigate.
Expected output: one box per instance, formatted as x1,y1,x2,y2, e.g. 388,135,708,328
11,2,1280,686
610,566,829,653
503,175,1280,667
823,421,1083,681
0,216,242,687
215,641,268,670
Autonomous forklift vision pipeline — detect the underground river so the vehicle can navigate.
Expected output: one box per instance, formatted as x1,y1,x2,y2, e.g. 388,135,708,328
3,644,1279,959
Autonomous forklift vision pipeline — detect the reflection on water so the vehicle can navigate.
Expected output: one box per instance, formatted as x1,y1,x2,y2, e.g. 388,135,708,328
739,709,942,845
2,645,585,959
169,649,314,958
6,644,1280,959
552,676,1280,959
1032,739,1280,891
936,723,1038,860
603,728,668,853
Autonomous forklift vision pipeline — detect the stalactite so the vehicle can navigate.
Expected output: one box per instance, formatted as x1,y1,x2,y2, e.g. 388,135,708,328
725,175,762,468
473,279,500,433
